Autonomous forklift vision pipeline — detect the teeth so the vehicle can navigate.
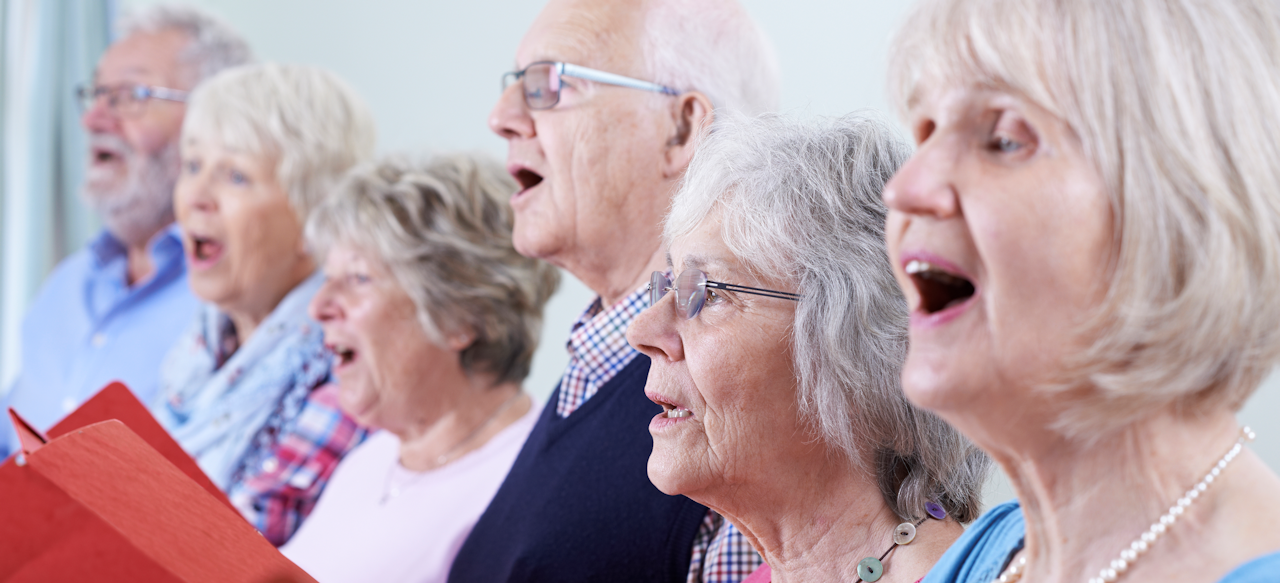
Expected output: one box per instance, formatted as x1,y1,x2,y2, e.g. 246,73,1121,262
905,259,931,275
666,409,691,419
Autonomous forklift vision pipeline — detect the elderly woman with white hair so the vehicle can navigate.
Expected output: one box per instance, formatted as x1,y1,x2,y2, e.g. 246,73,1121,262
278,155,558,583
627,113,989,583
151,62,375,545
882,0,1280,582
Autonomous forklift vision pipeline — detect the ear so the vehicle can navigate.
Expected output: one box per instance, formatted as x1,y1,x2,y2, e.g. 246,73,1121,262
662,91,715,179
443,330,476,352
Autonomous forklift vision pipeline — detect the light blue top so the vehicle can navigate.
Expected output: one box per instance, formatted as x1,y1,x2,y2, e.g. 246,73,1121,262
150,271,330,490
1,227,198,457
923,500,1280,583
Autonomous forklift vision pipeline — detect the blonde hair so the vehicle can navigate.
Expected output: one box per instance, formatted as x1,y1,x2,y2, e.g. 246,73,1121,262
307,154,560,384
889,0,1280,436
181,63,376,223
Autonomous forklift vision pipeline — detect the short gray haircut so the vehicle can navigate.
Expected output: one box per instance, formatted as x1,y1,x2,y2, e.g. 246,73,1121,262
307,154,561,385
182,63,377,224
641,0,781,114
117,4,254,84
667,113,990,522
889,0,1280,437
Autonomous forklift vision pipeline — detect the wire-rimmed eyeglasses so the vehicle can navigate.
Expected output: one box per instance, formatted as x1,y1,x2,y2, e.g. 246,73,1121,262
648,269,800,320
502,61,679,110
76,83,188,117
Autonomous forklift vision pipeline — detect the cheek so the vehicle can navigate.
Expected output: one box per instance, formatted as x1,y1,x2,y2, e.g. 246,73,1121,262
687,332,796,456
973,172,1113,373
122,114,181,155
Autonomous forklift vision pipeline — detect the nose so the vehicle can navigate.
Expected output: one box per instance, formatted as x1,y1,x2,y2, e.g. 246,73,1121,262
882,134,962,219
308,278,343,324
173,163,217,221
81,93,121,134
626,291,684,363
489,82,536,140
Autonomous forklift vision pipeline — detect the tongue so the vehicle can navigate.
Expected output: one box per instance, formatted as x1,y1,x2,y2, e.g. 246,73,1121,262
196,240,223,261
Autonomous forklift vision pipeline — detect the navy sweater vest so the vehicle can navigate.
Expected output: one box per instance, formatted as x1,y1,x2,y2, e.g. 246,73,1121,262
448,355,708,582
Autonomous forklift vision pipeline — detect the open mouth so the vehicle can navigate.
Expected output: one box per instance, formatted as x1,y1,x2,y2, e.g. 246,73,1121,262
649,394,692,419
905,259,975,314
512,167,543,193
189,235,225,265
93,148,120,164
328,344,358,368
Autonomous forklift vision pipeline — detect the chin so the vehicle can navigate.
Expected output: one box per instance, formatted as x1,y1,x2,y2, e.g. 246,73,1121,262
646,454,684,496
511,227,565,264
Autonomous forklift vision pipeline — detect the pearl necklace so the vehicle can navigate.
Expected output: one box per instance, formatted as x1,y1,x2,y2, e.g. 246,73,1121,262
993,426,1256,583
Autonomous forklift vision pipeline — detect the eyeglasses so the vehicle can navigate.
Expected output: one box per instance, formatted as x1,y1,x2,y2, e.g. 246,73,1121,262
648,269,800,320
501,61,679,110
76,83,189,117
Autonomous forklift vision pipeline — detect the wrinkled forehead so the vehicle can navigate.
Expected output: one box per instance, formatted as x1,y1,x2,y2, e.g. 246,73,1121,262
517,0,647,73
96,28,194,86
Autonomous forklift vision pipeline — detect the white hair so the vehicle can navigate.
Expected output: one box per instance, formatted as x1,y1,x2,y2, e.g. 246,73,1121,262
890,0,1280,437
117,4,254,84
667,112,990,522
182,63,377,223
641,0,781,114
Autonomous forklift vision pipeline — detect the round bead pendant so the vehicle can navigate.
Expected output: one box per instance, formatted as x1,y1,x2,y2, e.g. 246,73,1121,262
893,522,917,545
857,557,884,582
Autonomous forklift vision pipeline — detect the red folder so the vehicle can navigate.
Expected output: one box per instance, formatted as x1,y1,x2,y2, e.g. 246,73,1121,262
0,383,315,582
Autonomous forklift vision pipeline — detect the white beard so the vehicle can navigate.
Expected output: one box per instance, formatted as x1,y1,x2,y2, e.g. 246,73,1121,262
82,133,180,246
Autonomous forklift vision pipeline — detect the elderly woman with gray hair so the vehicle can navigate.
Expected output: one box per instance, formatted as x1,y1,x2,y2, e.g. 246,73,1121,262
276,155,558,583
627,113,988,583
152,62,374,545
882,0,1280,582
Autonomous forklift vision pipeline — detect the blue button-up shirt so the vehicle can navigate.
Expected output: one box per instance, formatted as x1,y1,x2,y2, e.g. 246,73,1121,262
0,226,198,456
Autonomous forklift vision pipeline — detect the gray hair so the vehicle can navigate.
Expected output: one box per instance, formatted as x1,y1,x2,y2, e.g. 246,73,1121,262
182,63,377,224
667,113,990,522
307,154,561,385
889,0,1280,437
641,0,781,114
117,4,254,84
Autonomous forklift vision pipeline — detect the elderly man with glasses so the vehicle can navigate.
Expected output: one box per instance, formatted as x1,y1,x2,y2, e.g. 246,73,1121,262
0,5,252,457
448,0,780,581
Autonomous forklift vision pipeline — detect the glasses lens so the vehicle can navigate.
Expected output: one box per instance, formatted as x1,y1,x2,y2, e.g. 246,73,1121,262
522,63,559,109
674,269,708,319
649,271,671,307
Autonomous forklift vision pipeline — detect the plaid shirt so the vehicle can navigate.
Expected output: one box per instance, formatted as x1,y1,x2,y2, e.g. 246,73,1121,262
226,382,368,546
560,285,762,583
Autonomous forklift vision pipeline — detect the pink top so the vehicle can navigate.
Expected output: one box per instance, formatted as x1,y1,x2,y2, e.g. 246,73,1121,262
743,563,772,583
281,404,540,583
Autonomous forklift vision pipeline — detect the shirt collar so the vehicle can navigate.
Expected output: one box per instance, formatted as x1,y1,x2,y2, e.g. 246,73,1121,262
87,225,185,270
565,282,649,368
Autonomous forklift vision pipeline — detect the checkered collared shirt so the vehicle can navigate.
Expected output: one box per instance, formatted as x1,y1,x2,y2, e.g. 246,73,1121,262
227,383,368,546
558,285,762,582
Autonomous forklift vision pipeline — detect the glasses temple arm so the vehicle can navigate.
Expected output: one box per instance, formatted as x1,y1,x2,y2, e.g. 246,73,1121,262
707,281,801,301
559,63,680,96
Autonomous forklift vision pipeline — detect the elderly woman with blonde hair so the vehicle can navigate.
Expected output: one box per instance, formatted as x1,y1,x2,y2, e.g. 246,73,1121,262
152,63,374,545
882,0,1280,582
278,155,558,583
627,113,989,583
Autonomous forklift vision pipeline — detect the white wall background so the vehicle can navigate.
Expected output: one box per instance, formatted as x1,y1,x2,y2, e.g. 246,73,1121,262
119,0,1279,510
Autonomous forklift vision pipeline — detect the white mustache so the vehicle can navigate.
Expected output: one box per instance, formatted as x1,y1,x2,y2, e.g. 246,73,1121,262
87,132,133,159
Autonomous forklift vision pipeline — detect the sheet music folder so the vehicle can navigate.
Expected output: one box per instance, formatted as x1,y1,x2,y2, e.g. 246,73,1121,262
0,382,315,583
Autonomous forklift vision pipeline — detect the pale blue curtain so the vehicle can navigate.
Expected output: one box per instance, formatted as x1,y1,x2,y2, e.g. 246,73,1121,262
0,0,113,393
